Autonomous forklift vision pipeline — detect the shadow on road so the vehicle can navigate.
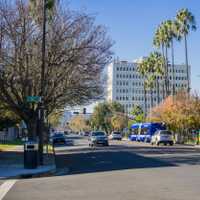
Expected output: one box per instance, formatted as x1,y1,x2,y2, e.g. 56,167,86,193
55,144,200,175
55,150,175,175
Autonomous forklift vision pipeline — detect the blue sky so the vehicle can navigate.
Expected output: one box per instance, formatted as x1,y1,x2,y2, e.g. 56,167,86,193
67,0,200,93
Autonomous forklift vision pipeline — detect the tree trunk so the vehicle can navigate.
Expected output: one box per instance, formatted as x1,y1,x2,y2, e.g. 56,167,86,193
161,44,167,98
162,82,165,100
165,46,169,96
171,39,175,97
156,77,160,105
143,83,147,116
184,34,190,95
150,88,153,110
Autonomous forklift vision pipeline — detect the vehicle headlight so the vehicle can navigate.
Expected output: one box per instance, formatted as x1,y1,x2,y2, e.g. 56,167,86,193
91,137,96,141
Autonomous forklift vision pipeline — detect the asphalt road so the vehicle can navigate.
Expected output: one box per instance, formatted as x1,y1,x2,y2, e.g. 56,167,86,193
2,135,200,200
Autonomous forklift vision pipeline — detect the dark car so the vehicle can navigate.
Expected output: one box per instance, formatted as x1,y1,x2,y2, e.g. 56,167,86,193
88,131,109,146
50,133,66,146
83,131,90,136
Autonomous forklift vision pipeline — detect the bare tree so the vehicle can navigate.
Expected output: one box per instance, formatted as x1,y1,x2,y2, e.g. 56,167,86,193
0,0,113,139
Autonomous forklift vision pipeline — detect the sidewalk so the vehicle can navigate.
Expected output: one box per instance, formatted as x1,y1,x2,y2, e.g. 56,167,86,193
0,146,56,179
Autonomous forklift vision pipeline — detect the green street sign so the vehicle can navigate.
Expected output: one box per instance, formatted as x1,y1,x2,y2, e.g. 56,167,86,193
26,96,41,103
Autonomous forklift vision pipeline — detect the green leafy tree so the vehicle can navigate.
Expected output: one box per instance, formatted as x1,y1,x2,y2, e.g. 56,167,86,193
128,105,145,128
91,102,126,133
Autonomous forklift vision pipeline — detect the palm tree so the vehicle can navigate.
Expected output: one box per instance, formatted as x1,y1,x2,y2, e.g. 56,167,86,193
137,58,148,115
148,52,165,109
176,8,196,94
137,52,164,115
153,24,170,97
164,20,181,96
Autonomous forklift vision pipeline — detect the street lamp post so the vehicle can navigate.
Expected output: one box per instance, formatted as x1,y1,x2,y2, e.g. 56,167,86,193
38,0,47,165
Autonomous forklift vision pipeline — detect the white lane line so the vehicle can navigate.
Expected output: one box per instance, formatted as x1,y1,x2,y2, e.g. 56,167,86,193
0,180,17,200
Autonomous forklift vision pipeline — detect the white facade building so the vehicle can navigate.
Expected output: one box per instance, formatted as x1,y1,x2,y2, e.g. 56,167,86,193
107,59,190,113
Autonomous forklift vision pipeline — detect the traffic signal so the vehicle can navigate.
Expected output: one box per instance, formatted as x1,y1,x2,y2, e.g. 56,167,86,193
83,108,86,114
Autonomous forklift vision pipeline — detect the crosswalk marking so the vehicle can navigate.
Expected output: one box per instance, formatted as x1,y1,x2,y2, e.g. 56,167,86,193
0,180,17,200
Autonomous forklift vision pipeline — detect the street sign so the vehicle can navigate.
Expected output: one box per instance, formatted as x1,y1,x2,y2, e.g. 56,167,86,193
26,96,41,103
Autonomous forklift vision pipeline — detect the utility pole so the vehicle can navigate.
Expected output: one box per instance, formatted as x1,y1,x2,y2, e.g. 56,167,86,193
38,0,47,165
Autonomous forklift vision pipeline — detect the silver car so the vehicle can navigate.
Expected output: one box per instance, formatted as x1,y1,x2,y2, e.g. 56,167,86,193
89,131,109,146
109,131,122,140
151,130,174,146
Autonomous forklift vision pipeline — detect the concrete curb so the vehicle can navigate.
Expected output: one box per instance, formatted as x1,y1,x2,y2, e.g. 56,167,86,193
0,165,57,180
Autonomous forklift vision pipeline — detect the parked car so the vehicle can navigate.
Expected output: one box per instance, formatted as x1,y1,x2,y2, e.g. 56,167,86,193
83,131,90,136
109,131,122,140
151,130,174,146
89,131,109,146
50,133,66,146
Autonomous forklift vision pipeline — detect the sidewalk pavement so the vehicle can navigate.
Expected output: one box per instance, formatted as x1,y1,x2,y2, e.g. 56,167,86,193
0,146,56,180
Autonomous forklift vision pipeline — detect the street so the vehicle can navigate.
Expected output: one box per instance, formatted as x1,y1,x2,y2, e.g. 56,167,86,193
2,135,200,200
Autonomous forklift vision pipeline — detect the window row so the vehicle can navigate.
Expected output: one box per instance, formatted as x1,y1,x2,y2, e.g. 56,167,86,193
116,67,186,74
116,81,129,86
116,66,135,72
116,74,141,79
116,96,160,101
116,74,187,81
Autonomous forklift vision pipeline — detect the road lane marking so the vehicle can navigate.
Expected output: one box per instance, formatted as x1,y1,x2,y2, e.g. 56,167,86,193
0,180,17,200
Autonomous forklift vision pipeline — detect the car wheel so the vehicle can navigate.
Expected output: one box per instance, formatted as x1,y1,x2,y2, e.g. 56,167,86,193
164,143,167,146
151,142,154,145
157,141,160,146
170,141,173,146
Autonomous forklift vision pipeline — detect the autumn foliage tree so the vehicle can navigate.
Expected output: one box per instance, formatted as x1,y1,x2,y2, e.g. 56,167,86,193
149,91,200,143
69,115,90,132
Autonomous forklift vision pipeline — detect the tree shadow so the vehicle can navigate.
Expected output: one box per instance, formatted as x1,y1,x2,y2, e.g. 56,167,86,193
55,144,200,175
55,150,176,175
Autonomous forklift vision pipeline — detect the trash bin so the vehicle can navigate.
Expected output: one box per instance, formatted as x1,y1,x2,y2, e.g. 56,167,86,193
24,141,38,169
